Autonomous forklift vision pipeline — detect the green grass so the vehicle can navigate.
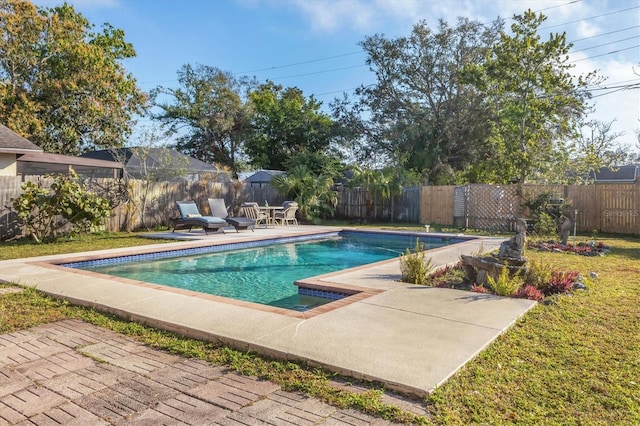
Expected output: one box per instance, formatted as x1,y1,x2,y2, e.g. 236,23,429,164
1,231,639,424
0,231,173,260
428,235,640,424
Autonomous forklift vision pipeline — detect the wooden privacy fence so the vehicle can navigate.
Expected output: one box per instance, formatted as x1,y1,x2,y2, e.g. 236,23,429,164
335,186,421,223
0,176,290,239
420,183,639,236
1,175,637,238
105,180,287,232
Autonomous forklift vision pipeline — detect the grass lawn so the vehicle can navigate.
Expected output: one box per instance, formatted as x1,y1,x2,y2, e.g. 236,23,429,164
0,230,638,424
428,234,640,424
0,231,175,260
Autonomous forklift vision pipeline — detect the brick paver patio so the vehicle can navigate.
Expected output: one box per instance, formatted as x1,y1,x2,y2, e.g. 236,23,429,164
0,320,423,425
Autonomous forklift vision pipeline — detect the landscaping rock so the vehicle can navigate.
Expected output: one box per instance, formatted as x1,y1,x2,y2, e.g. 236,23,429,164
461,218,528,285
573,282,588,291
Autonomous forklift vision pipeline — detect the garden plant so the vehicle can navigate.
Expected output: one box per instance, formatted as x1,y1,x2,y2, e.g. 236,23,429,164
11,171,111,243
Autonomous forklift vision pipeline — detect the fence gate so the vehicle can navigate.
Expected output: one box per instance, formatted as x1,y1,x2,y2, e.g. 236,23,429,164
420,186,455,225
453,186,468,228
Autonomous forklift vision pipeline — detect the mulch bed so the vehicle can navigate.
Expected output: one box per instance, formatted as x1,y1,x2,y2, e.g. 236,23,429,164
527,240,609,256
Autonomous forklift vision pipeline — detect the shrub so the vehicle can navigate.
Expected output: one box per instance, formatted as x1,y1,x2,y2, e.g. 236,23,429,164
471,283,488,293
533,211,557,236
524,259,554,289
487,266,523,297
428,262,465,288
522,259,578,296
11,171,111,243
399,239,434,285
515,285,545,301
527,241,607,257
545,270,578,295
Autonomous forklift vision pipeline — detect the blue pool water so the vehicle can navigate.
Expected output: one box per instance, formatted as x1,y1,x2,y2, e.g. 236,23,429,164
69,232,458,311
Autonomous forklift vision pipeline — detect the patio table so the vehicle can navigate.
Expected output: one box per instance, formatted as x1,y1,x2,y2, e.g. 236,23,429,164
258,206,283,227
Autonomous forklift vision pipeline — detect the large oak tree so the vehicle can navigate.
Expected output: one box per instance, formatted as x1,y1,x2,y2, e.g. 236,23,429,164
151,64,254,173
244,81,334,171
465,10,595,184
333,17,503,184
0,0,146,154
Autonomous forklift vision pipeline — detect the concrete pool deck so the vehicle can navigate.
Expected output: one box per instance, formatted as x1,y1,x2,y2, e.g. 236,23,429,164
0,225,536,397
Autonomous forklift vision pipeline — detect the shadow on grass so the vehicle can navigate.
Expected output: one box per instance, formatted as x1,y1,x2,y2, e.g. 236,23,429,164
610,246,640,261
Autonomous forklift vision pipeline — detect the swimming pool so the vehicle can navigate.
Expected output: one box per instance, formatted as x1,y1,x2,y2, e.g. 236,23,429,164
64,231,465,312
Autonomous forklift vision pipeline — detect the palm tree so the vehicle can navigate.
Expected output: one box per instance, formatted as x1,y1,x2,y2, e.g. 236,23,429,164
271,165,338,222
350,166,403,220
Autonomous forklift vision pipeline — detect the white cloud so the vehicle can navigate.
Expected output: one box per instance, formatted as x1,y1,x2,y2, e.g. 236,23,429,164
290,0,377,33
576,20,601,38
285,0,597,36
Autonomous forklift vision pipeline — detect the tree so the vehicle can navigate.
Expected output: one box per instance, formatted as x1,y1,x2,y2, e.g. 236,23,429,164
284,150,343,181
568,119,627,183
151,64,254,174
270,165,338,222
333,18,502,184
466,10,595,185
348,165,414,220
0,0,147,155
349,166,391,219
244,81,334,171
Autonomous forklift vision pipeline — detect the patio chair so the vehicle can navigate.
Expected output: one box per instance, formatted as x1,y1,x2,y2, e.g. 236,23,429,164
208,198,255,232
171,200,227,234
240,202,269,228
274,201,298,226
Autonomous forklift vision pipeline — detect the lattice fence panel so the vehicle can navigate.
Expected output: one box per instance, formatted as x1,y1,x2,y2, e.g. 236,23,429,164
467,184,522,231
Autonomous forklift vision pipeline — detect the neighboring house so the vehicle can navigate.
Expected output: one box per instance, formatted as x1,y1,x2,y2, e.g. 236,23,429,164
81,148,230,182
17,152,122,179
239,169,286,188
0,123,43,176
1,123,121,179
589,164,639,184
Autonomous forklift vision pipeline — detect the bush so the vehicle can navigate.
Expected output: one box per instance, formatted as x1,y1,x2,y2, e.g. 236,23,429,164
522,191,572,237
471,283,488,293
11,171,111,243
544,270,579,295
522,260,579,296
515,285,545,301
533,211,557,236
428,262,466,288
399,239,434,285
524,259,554,289
487,266,523,297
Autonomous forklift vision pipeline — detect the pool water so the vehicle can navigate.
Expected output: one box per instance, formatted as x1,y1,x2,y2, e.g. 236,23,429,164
74,233,451,311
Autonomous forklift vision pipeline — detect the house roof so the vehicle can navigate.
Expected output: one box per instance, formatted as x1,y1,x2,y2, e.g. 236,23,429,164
0,123,43,154
242,169,286,183
590,164,639,183
17,152,123,169
81,148,218,173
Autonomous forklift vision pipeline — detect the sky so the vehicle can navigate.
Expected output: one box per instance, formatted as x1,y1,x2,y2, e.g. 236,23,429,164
34,0,640,156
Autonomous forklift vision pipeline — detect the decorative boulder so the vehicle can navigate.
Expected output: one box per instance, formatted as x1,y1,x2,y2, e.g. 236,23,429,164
461,218,529,285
